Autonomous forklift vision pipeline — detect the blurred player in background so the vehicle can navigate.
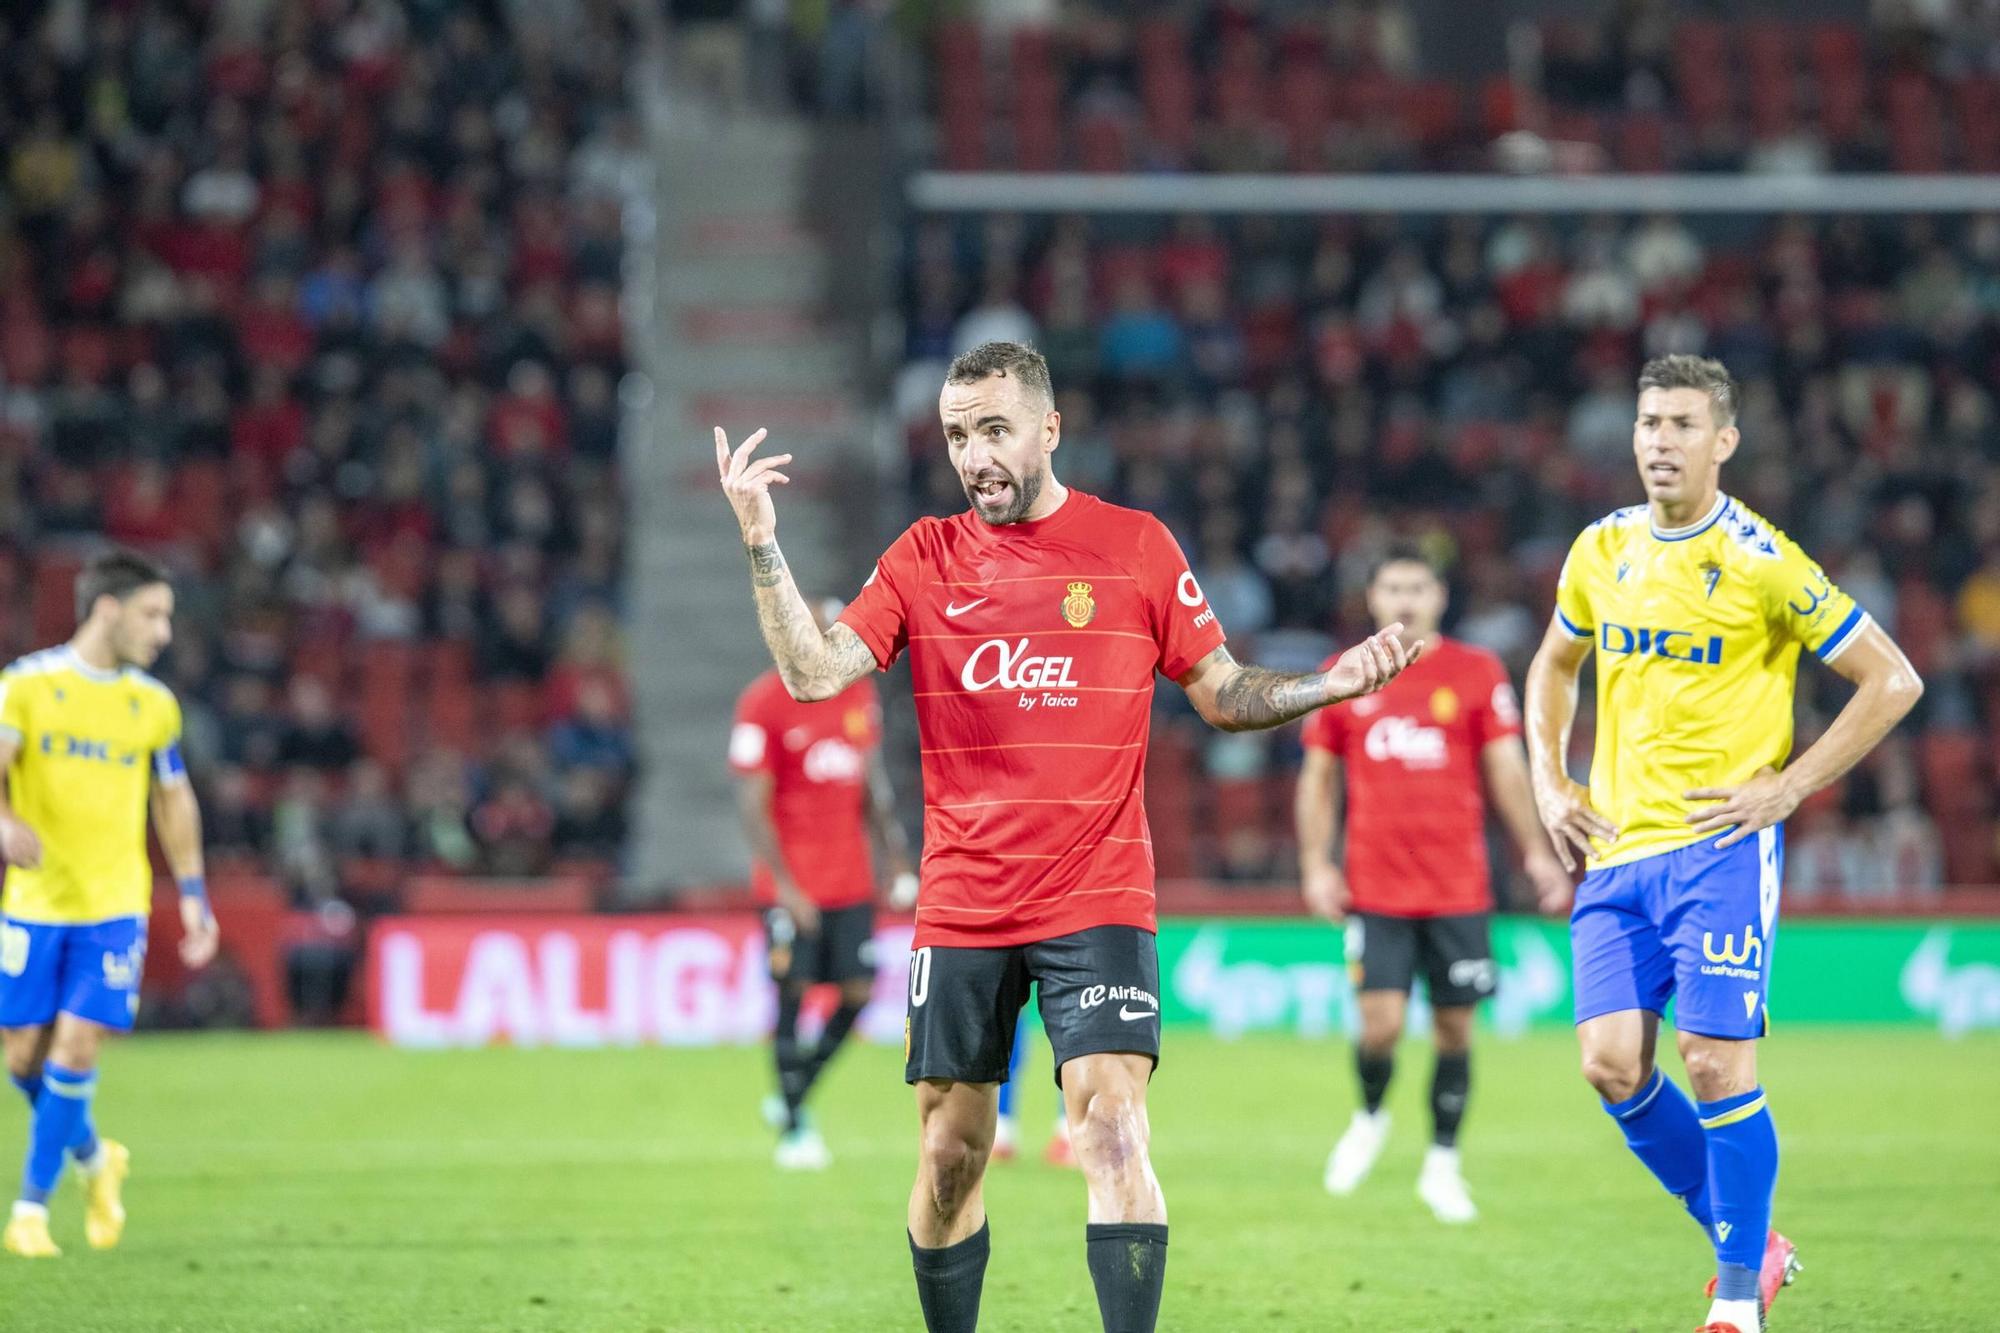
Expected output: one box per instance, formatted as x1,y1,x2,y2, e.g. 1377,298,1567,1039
1526,356,1924,1333
717,341,1416,1333
1296,546,1571,1223
730,597,916,1171
0,552,217,1258
991,1018,1072,1167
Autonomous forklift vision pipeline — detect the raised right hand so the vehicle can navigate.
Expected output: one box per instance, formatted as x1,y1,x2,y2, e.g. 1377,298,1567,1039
0,816,41,870
1533,774,1617,873
1301,863,1350,923
715,426,791,547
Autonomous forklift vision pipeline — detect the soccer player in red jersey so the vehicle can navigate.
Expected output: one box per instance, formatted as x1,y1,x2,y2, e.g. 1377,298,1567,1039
716,342,1419,1333
1296,547,1573,1225
730,597,916,1171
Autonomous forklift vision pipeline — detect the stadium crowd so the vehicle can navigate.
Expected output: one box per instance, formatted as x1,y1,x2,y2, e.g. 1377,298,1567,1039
0,0,644,900
918,2,2000,176
890,207,2000,897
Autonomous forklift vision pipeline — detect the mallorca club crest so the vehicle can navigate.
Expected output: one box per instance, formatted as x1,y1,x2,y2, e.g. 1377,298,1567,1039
1061,581,1097,628
1429,686,1459,725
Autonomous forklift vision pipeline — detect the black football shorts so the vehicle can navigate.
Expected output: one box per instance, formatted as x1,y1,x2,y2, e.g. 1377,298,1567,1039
765,902,877,986
1346,911,1496,1007
904,924,1161,1088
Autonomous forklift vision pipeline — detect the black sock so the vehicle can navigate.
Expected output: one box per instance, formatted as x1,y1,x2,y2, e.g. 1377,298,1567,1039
910,1221,990,1333
1431,1050,1470,1147
1085,1222,1168,1333
798,1000,865,1101
773,985,807,1130
1356,1048,1394,1115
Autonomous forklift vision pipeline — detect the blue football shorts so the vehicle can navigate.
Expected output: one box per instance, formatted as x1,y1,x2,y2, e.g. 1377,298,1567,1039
0,915,148,1031
1570,826,1782,1040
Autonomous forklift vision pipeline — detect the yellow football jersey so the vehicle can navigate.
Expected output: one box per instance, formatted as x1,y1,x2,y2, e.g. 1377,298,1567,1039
0,648,185,923
1554,494,1866,869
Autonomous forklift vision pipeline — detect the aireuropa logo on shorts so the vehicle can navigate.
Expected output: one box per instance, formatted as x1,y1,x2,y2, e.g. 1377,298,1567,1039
1079,983,1157,1014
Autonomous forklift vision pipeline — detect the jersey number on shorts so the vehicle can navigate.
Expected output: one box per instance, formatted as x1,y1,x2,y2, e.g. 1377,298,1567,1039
0,925,25,977
909,947,932,1008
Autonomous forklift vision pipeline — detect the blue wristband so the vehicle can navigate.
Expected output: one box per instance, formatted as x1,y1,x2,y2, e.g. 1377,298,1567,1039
179,875,208,904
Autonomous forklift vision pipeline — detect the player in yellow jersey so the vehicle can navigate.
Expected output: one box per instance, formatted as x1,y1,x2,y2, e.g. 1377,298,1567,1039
0,551,218,1258
1525,357,1923,1333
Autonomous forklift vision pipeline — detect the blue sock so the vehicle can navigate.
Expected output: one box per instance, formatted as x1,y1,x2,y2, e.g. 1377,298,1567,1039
9,1071,38,1109
20,1063,93,1205
1603,1068,1714,1229
71,1114,99,1165
1700,1087,1778,1283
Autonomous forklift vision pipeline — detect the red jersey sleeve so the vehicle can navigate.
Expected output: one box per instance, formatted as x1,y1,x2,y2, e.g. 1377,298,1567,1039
837,525,925,669
727,681,773,775
1472,654,1524,747
1141,517,1228,679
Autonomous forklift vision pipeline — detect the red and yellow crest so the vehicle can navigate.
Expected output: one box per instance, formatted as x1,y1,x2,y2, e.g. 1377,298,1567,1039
1429,686,1459,725
1060,581,1096,628
844,708,869,740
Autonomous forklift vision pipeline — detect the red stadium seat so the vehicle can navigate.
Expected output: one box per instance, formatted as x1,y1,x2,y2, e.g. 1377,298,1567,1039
486,680,546,734
1074,110,1134,172
171,459,230,563
1740,21,1797,140
1957,77,2000,170
1807,23,1868,142
1617,111,1670,171
358,640,417,774
935,21,987,168
1008,28,1062,170
423,640,478,754
1274,55,1332,169
1918,733,1982,817
1136,19,1196,159
31,555,81,646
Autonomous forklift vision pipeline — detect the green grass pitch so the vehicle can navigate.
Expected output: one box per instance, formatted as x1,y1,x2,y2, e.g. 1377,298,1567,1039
3,1029,1996,1331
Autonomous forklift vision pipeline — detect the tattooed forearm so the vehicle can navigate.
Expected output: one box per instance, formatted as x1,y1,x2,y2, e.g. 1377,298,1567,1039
1212,664,1333,730
743,539,875,700
747,541,787,588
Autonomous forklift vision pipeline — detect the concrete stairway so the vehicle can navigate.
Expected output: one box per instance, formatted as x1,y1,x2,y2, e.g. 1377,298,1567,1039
624,110,875,897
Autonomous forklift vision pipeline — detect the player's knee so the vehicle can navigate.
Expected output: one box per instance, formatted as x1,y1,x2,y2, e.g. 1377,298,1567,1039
1358,1017,1402,1053
1580,1047,1647,1102
1678,1040,1751,1101
3,1048,39,1083
918,1117,989,1212
1072,1087,1149,1176
838,978,873,1009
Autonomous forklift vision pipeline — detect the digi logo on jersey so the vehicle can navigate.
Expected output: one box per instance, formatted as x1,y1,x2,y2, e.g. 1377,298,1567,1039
38,733,141,766
960,637,1081,710
1363,716,1448,768
800,738,864,783
1599,623,1725,665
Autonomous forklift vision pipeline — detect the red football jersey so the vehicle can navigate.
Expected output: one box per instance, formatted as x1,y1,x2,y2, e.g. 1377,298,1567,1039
1300,637,1520,917
729,673,883,910
839,490,1227,948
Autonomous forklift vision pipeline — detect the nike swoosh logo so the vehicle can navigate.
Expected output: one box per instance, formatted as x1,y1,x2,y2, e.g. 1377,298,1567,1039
943,598,989,617
1118,1006,1156,1022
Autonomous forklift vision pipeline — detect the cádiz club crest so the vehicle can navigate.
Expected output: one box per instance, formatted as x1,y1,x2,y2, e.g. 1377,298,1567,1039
1060,581,1097,628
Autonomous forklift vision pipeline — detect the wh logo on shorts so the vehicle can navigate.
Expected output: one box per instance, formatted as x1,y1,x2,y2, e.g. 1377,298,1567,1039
1701,928,1763,981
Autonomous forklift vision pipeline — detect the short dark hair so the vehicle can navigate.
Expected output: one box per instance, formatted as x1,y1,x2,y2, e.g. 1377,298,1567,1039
945,341,1054,407
76,549,170,623
1637,354,1736,428
1368,543,1443,586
